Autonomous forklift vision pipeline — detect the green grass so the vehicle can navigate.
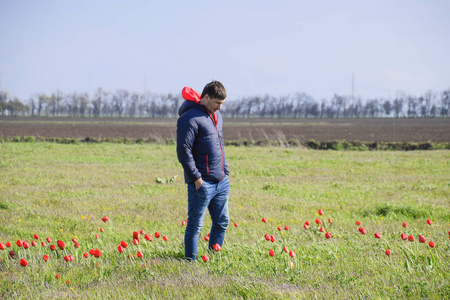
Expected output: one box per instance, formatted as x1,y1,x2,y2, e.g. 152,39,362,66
0,143,449,299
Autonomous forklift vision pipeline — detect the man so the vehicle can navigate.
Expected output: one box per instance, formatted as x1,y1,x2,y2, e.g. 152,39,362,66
176,80,230,260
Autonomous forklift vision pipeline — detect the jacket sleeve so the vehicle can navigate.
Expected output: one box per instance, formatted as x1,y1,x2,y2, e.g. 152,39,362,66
177,116,202,182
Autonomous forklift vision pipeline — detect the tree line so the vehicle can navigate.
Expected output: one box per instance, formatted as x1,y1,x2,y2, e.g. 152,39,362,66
1,87,449,118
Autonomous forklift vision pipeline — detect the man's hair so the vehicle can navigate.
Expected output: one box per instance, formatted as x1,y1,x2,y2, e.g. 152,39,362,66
201,81,226,100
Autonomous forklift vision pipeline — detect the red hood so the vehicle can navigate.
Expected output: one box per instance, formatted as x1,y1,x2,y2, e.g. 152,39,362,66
182,86,217,125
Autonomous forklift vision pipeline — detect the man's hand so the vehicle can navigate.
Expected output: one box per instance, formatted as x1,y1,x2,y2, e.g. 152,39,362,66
194,178,203,190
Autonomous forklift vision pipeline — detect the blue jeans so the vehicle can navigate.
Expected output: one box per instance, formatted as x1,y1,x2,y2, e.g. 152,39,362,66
184,176,230,260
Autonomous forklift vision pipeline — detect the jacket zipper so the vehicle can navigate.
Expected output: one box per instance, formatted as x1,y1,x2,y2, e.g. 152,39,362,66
207,111,224,180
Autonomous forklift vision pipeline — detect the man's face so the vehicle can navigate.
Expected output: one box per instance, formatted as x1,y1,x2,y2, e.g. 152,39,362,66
202,95,226,114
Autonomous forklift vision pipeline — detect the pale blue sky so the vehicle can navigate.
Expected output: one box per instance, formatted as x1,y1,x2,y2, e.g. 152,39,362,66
1,0,449,101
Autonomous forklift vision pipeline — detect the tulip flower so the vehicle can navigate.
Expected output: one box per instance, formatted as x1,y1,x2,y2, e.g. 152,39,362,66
163,236,168,241
133,231,140,240
137,251,143,258
31,241,37,247
374,233,381,239
304,224,309,229
9,250,15,258
426,219,433,225
204,236,209,241
401,233,408,240
0,243,5,250
154,232,161,238
89,249,95,255
16,240,23,247
283,246,288,253
234,222,238,227
133,239,139,245
264,234,270,241
83,252,89,258
23,241,30,249
43,254,49,261
289,251,296,258
325,232,332,239
305,220,310,226
57,240,65,250
262,217,268,223
55,274,61,280
328,218,332,223
270,235,275,243
118,245,125,253
284,225,289,230
277,226,282,231
356,221,361,225
41,241,47,247
50,245,56,251
385,249,391,256
202,254,209,262
94,249,101,258
6,242,11,247
102,215,109,222
144,234,153,241
318,209,324,215
20,258,28,267
419,235,426,243
213,244,221,252
319,227,325,232
46,237,52,243
140,230,145,235
268,249,275,257
181,221,186,226
33,234,39,240
95,234,99,238
358,227,365,232
120,241,128,248
428,241,435,248
402,222,407,228
100,228,104,232
408,235,415,242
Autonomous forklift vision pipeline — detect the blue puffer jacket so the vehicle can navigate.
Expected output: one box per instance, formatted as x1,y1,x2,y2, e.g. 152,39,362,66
176,91,229,184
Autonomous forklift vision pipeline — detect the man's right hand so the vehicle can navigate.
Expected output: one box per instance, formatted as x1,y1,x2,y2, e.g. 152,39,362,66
194,178,203,190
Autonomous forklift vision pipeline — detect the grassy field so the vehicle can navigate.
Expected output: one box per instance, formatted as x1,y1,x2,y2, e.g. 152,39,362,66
0,143,449,299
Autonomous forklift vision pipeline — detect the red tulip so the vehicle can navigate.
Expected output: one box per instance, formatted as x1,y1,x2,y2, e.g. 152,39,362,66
356,221,361,226
289,250,296,258
154,232,161,238
133,231,139,240
55,274,61,280
318,209,324,215
9,250,15,258
264,234,270,241
284,225,289,230
144,234,153,241
202,254,209,262
426,219,433,225
328,218,333,223
419,235,426,243
102,215,109,222
83,252,89,258
304,220,310,226
74,242,80,248
20,258,28,267
33,234,39,240
319,227,325,232
277,226,282,231
402,222,407,228
46,237,52,243
16,239,23,247
268,249,275,257
95,234,99,238
428,241,435,248
43,254,49,261
120,241,128,248
207,233,210,237
262,217,268,223
137,251,143,258
41,241,47,247
64,256,70,262
234,222,238,227
401,233,408,240
0,243,5,250
57,240,65,250
94,249,101,258
385,249,391,256
66,280,71,285
304,224,309,229
325,232,332,239
118,245,125,253
374,233,381,239
181,221,186,226
408,235,415,242
23,241,30,249
315,218,322,225
283,246,288,253
133,239,139,245
204,236,209,241
213,244,221,252
50,245,56,251
100,227,104,232
6,242,11,247
163,236,168,241
270,235,275,243
358,227,364,232
31,241,37,247
361,229,367,235
140,230,145,235
89,249,95,255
